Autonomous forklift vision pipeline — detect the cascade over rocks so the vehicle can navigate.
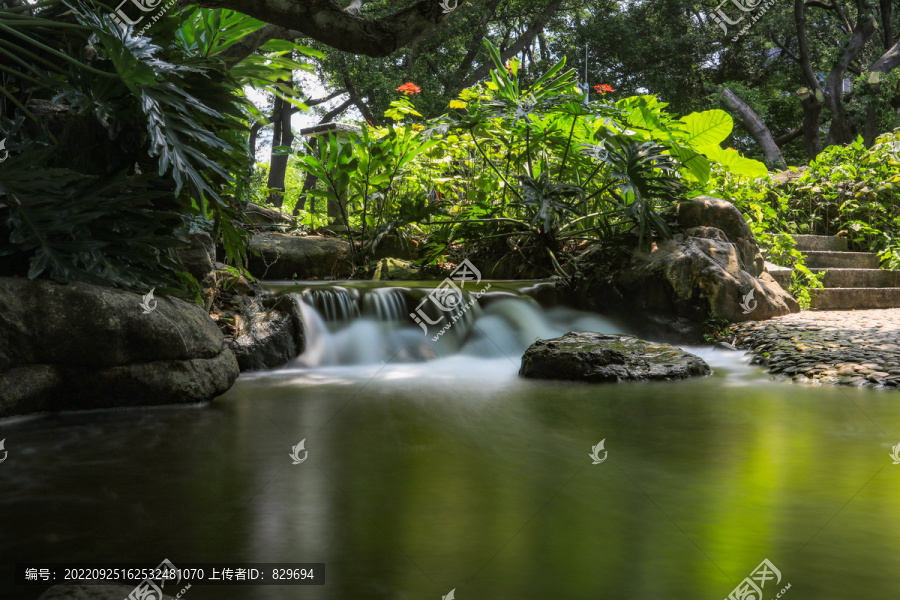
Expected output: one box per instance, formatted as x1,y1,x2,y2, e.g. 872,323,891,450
0,277,238,418
582,196,799,342
520,332,710,382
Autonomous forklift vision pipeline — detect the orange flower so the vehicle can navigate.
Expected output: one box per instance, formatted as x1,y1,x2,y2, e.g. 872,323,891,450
594,84,616,94
396,82,422,95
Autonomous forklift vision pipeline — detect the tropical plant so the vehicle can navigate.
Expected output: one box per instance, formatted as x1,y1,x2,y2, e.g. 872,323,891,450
0,0,259,296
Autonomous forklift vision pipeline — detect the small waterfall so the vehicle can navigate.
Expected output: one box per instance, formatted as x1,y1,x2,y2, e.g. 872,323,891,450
300,287,360,325
362,288,408,321
288,282,623,368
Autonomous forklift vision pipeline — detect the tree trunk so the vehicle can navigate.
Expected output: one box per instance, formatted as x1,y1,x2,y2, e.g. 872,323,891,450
720,87,787,170
881,0,893,50
862,40,900,145
266,80,298,208
794,0,825,159
266,92,286,206
249,121,263,162
798,87,824,159
823,1,876,146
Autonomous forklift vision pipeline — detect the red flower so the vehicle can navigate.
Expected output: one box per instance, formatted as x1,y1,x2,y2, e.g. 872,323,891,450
594,84,616,94
505,60,514,74
396,82,422,95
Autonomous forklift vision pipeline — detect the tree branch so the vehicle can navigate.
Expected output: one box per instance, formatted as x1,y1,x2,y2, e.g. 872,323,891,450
196,0,467,57
720,87,787,170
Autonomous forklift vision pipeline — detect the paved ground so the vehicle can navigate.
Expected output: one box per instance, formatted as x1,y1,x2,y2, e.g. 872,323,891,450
729,309,900,389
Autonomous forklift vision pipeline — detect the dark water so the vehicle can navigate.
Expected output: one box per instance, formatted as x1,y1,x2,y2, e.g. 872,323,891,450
2,284,900,599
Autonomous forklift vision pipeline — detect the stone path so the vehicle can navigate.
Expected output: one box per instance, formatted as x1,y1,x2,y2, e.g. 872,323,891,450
729,309,900,389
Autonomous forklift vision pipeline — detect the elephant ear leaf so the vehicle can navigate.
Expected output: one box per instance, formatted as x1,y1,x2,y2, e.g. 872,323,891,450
700,144,768,178
679,110,733,149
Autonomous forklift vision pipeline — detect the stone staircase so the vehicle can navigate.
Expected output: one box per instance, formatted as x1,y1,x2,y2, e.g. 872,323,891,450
766,234,900,309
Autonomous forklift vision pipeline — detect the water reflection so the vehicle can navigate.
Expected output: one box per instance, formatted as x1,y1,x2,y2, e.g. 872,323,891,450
2,301,900,599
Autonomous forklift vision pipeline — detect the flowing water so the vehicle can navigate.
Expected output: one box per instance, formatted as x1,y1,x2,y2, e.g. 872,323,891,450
2,281,900,599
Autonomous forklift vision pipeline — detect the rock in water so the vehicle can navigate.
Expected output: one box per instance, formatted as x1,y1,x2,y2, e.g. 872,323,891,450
230,294,305,371
0,277,239,418
519,332,710,383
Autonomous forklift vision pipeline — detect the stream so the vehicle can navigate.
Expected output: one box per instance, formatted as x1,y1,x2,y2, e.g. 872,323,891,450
2,281,900,599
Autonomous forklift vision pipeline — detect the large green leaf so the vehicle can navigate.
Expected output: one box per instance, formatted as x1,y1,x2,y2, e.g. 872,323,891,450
679,110,733,149
700,144,768,178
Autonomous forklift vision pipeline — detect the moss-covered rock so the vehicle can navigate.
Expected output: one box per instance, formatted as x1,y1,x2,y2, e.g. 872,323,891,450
519,332,710,383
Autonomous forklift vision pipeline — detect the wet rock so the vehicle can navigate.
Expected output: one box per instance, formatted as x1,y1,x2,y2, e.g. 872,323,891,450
0,277,238,418
519,332,710,383
731,309,900,391
229,294,305,371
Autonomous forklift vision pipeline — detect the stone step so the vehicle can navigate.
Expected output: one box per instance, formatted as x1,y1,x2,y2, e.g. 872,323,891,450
811,268,900,288
790,234,848,252
811,288,900,309
764,262,792,289
801,250,881,269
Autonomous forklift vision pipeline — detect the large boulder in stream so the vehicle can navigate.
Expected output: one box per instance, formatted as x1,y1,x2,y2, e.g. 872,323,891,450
584,196,799,342
247,232,352,280
0,277,239,418
520,332,710,383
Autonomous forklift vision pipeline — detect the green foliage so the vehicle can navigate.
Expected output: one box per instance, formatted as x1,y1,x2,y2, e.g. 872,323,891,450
707,131,900,270
291,39,768,274
0,1,255,295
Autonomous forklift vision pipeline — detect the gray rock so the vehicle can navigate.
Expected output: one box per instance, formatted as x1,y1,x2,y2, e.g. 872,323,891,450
230,294,305,371
586,197,799,342
244,202,294,228
0,277,238,418
247,233,352,280
519,332,710,383
177,230,217,310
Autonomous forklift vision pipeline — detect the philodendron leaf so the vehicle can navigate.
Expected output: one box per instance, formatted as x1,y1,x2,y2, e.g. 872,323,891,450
679,110,733,149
